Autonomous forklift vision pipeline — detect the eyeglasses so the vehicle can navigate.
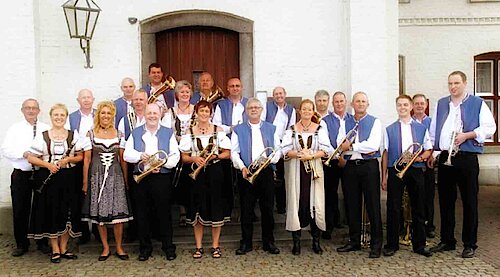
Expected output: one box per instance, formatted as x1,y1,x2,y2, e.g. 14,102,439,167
247,106,262,110
23,106,39,111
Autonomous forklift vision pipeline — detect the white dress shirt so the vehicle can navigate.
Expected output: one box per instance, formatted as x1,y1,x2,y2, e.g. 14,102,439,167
1,120,50,171
429,94,497,150
118,115,146,134
123,125,180,169
230,121,281,170
383,119,433,153
261,103,296,140
342,115,382,160
64,110,94,139
213,101,245,134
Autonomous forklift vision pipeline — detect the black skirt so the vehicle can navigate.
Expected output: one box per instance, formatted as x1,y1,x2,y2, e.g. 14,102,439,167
28,167,82,239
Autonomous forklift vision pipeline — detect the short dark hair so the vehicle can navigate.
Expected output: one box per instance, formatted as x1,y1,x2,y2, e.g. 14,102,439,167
396,94,413,103
148,63,163,73
194,100,213,115
448,71,467,82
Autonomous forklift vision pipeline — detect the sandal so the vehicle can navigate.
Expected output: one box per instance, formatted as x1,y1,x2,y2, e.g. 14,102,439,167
211,247,221,259
51,253,61,263
192,248,204,259
61,250,78,260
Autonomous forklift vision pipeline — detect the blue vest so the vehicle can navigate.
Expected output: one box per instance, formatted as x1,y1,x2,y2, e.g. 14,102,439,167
143,84,175,108
69,109,96,133
386,120,427,168
122,116,133,140
191,91,202,104
434,95,483,153
233,121,276,168
345,114,380,159
131,126,173,173
265,101,295,129
114,98,128,129
322,113,353,148
218,97,249,126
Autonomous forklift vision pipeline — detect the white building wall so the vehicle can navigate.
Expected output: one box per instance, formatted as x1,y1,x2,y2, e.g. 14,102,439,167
399,0,500,185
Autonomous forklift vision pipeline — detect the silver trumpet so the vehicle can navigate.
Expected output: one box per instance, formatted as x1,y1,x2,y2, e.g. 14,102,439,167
443,116,462,166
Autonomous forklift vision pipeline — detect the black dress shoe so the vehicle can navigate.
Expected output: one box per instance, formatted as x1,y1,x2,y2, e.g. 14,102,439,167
414,248,433,257
369,249,381,258
165,250,177,261
235,244,253,255
321,232,332,240
337,244,361,253
383,248,396,257
263,243,280,254
462,247,475,258
98,252,111,261
61,250,78,260
37,244,51,254
11,248,28,257
430,243,456,253
138,253,150,261
50,253,61,263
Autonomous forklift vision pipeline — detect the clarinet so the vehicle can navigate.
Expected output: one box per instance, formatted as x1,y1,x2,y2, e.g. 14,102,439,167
36,141,78,193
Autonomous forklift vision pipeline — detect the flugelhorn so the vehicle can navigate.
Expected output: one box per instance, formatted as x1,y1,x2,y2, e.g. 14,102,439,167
189,143,217,180
443,114,462,166
133,150,169,183
394,143,423,179
206,85,225,103
148,75,176,104
323,123,358,167
311,111,322,124
244,147,281,184
298,135,320,180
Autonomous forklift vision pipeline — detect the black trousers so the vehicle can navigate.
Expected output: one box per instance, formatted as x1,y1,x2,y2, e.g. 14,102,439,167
274,158,286,212
323,160,347,234
386,167,426,251
423,164,435,232
343,159,383,250
126,163,137,239
134,173,175,254
238,167,275,247
437,151,479,249
10,169,34,250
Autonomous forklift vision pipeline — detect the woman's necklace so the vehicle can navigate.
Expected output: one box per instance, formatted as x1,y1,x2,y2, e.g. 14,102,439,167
101,125,111,134
300,120,312,132
198,124,210,134
178,103,190,114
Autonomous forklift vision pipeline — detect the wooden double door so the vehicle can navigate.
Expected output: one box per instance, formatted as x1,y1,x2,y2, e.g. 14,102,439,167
156,26,240,92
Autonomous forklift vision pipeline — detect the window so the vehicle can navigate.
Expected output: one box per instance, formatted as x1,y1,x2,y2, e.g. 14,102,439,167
474,52,500,144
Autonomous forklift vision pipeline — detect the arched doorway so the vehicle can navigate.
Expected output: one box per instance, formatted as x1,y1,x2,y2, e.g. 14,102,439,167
155,26,240,91
140,10,254,97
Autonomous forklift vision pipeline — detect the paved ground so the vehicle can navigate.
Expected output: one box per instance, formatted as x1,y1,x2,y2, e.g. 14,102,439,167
0,186,498,276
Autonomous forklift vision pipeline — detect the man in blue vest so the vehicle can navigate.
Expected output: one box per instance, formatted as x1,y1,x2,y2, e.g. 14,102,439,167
143,63,175,110
191,72,223,105
381,94,433,257
118,89,147,140
214,77,249,221
123,103,180,261
67,88,97,244
428,71,496,258
114,77,136,128
320,91,352,240
412,93,436,239
231,98,281,255
336,91,383,258
261,86,296,214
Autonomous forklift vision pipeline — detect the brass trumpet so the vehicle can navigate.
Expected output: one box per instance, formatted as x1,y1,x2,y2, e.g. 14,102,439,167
394,143,423,179
323,124,358,167
189,143,217,180
298,135,320,180
244,147,280,184
206,85,225,103
148,75,176,104
311,111,322,124
133,150,169,183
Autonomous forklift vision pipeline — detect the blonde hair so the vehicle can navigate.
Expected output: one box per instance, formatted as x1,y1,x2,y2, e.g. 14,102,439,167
93,101,116,133
49,103,68,117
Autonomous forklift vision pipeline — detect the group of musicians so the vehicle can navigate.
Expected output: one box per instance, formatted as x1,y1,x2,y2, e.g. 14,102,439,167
1,67,496,263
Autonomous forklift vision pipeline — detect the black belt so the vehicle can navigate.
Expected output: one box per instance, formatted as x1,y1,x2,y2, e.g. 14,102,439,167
13,169,33,173
346,159,374,166
441,150,478,156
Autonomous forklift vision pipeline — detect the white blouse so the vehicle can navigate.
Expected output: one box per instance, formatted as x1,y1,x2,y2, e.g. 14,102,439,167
281,126,333,157
30,130,80,167
179,131,231,155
